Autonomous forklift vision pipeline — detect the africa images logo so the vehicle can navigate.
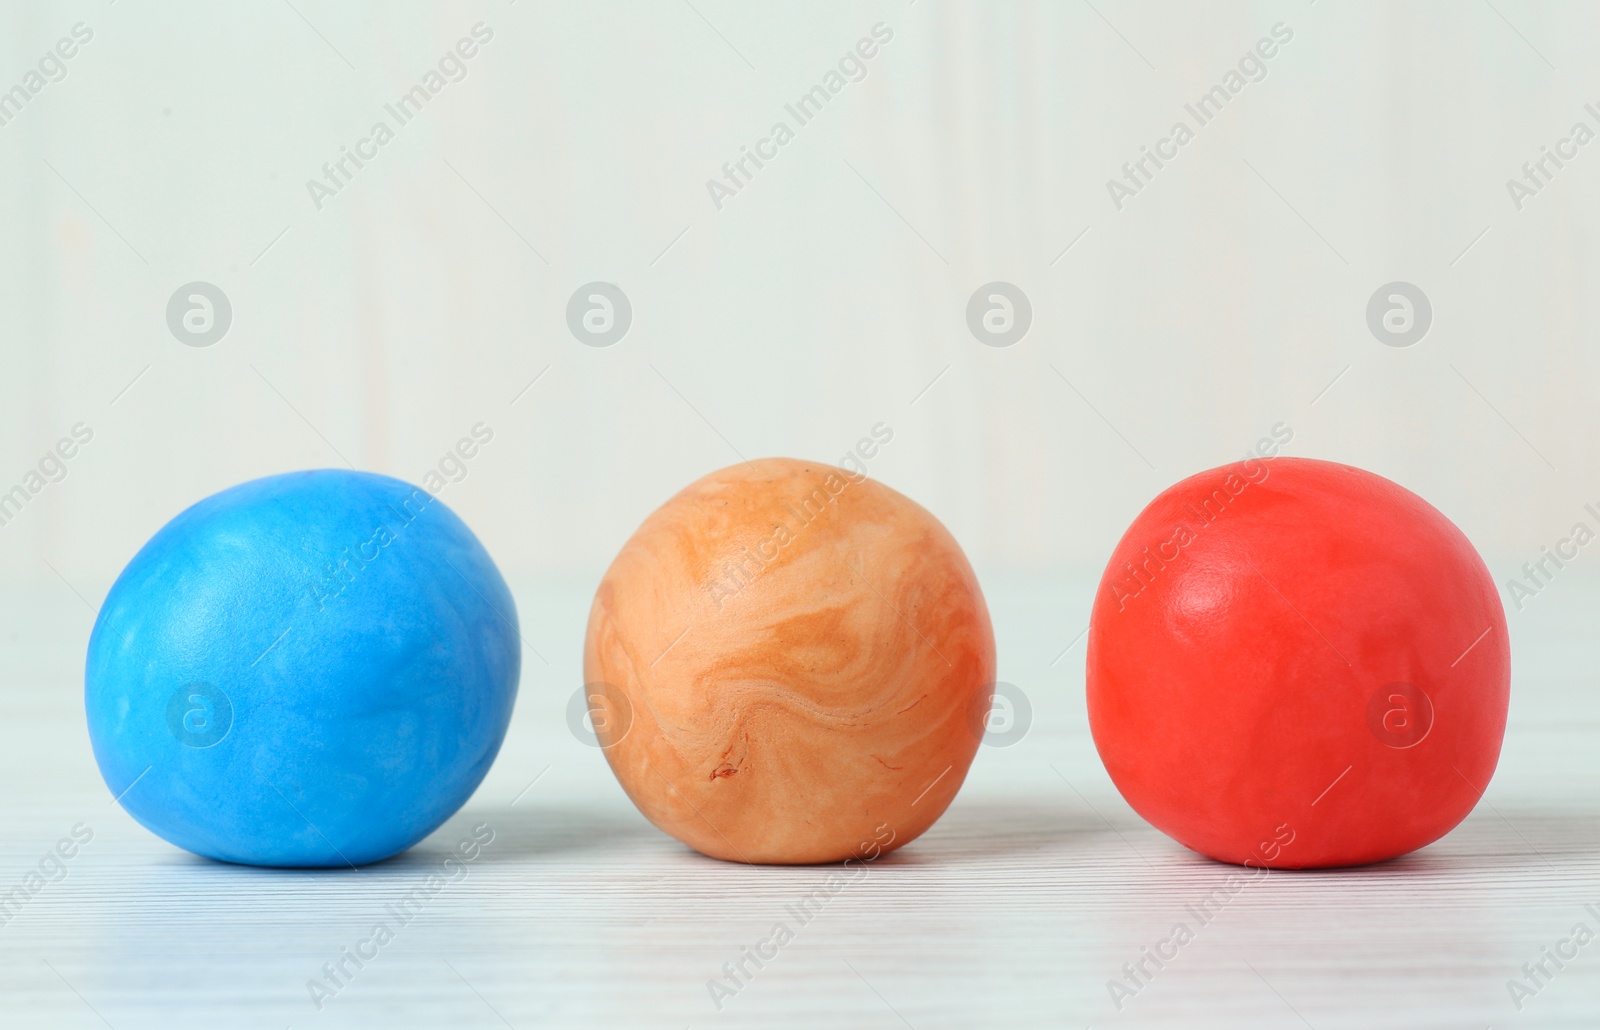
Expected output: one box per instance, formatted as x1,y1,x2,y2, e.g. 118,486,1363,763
705,23,894,210
1104,22,1294,210
305,23,495,211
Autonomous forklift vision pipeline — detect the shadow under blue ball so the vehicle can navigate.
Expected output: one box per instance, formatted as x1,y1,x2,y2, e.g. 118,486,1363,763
85,470,520,867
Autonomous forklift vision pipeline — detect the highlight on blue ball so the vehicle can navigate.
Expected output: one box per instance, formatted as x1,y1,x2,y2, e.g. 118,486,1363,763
85,469,520,867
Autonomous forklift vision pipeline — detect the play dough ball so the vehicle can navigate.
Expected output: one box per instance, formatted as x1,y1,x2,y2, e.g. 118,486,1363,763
1087,457,1509,868
584,458,995,864
85,470,519,867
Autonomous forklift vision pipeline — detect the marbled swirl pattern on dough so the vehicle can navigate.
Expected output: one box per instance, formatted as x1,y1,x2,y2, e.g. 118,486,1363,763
584,458,996,864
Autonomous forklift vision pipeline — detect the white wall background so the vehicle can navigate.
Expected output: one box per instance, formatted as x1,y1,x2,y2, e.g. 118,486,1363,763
1,0,1596,604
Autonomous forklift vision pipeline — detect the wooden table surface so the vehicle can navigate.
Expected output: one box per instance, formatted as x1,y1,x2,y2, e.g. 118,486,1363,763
3,576,1597,1029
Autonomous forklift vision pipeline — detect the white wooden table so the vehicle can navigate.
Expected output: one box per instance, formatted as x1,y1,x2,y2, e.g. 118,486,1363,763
3,576,1597,1028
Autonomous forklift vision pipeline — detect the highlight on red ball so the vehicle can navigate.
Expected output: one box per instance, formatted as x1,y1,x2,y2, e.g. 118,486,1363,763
1086,455,1510,869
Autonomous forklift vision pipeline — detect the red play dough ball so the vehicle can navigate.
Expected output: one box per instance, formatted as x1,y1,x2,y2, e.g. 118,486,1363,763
1087,456,1510,868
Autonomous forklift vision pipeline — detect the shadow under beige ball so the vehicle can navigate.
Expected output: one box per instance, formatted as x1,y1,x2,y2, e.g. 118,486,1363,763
584,458,996,864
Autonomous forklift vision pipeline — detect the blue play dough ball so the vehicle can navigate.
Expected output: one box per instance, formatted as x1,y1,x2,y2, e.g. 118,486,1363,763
85,469,520,867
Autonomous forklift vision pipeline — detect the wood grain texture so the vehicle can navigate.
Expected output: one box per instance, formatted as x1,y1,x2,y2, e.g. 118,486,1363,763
3,579,1599,1028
